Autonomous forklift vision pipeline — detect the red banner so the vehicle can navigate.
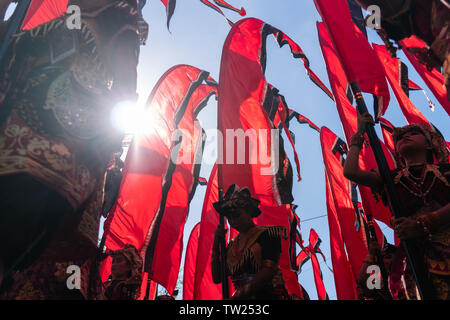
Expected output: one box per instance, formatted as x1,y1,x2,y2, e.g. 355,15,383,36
102,65,216,295
320,128,370,281
324,172,358,300
183,223,201,300
317,22,394,226
401,36,450,116
313,0,390,119
218,18,327,207
193,165,225,300
22,0,68,30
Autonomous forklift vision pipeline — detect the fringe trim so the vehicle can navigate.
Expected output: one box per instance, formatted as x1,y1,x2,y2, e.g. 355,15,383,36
227,226,287,275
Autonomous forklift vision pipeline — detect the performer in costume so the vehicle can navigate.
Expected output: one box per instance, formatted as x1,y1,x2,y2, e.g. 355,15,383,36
0,0,146,298
98,244,142,300
355,0,450,100
344,112,450,300
211,185,290,300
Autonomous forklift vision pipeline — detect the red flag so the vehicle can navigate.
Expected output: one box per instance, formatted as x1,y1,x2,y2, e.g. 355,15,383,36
308,229,329,300
218,18,326,206
193,165,225,300
324,173,358,300
103,65,215,295
160,0,176,30
317,22,394,226
22,0,68,30
313,0,390,119
320,128,370,281
401,36,450,116
143,70,217,293
373,44,432,127
183,223,201,300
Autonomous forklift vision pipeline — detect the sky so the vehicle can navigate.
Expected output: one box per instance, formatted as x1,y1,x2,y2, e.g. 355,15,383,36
134,0,449,300
6,0,447,300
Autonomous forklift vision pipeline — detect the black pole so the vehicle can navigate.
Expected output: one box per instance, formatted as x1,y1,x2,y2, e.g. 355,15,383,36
350,82,436,299
0,0,32,64
218,187,229,299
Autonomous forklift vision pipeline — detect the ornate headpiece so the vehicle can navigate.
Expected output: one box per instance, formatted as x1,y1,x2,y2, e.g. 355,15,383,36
213,184,261,218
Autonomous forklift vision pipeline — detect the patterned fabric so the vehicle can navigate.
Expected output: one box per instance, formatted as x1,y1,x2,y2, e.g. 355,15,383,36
374,163,450,300
225,225,289,300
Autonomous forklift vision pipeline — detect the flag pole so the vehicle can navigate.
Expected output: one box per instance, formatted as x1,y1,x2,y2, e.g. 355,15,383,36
350,82,436,299
217,186,229,299
0,0,32,64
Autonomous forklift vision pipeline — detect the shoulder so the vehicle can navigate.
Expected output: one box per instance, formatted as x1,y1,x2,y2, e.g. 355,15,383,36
257,226,287,242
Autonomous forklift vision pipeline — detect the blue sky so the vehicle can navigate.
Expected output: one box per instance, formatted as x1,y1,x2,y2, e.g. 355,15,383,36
12,0,423,300
133,0,450,300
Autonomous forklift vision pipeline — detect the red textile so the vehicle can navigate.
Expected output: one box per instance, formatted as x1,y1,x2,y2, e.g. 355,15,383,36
22,0,68,30
313,0,390,119
147,80,217,294
317,22,394,226
320,128,370,282
308,229,328,300
401,36,450,116
218,18,324,206
103,65,215,294
373,44,431,127
183,223,201,300
324,172,358,300
193,165,224,300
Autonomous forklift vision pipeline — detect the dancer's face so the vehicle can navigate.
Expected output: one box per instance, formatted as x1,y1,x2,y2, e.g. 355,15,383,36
396,128,429,157
111,255,130,279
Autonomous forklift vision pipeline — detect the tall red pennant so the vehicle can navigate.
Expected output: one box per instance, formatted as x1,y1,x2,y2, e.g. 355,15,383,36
22,0,68,30
317,22,395,226
320,128,371,281
218,18,327,206
313,0,390,119
401,36,450,116
373,44,432,127
193,164,226,300
183,223,201,300
102,65,215,295
324,172,358,300
308,229,329,300
146,81,218,294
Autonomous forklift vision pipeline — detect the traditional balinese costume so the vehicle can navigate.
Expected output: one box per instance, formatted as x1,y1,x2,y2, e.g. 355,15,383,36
373,124,450,300
213,185,290,300
0,0,146,299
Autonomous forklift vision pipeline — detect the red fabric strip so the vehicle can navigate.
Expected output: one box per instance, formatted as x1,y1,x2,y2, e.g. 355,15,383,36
313,0,390,119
